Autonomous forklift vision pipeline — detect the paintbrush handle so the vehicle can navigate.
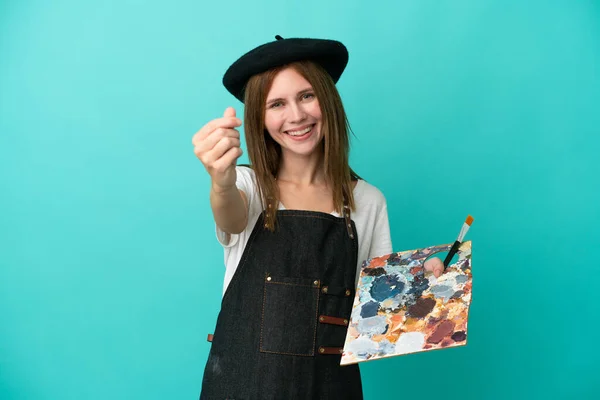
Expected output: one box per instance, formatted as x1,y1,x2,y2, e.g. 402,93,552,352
443,240,461,269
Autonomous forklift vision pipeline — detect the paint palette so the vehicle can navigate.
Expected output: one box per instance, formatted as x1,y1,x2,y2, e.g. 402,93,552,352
340,241,472,365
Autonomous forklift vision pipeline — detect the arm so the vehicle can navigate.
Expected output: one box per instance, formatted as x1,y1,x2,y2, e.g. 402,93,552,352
210,184,248,235
192,107,247,234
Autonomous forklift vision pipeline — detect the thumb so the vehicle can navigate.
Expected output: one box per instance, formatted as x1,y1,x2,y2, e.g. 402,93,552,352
223,106,236,118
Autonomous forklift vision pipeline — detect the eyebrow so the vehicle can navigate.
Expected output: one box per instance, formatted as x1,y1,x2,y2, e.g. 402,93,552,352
266,88,314,105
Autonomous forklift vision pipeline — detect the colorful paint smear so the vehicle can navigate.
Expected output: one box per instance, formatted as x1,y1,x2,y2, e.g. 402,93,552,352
340,241,472,365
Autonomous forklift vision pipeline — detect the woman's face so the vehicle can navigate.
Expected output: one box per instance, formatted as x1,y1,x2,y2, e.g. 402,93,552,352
264,67,323,158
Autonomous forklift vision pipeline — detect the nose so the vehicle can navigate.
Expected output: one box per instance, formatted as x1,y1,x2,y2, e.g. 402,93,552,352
287,101,307,123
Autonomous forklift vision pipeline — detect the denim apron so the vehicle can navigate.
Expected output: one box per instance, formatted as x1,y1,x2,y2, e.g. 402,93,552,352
200,198,363,400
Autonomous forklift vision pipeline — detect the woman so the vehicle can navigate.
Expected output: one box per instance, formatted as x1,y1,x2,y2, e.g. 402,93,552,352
193,35,445,400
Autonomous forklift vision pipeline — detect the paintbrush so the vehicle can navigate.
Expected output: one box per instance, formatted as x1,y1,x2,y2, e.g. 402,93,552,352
443,215,474,269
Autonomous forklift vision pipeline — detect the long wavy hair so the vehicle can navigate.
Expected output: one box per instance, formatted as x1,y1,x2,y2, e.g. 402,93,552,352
243,60,360,231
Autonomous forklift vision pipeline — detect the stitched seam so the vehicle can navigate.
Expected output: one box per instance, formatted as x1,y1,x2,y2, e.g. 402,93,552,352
312,286,320,357
266,281,315,288
259,283,318,356
259,349,315,357
259,277,267,352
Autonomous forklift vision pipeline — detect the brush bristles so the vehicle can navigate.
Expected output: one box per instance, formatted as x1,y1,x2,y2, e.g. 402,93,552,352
457,215,474,242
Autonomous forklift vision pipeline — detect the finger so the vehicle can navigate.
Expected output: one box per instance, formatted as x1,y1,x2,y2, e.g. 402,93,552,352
193,126,240,152
193,118,241,144
223,106,236,119
423,258,433,272
212,146,243,171
203,128,240,151
424,258,444,278
204,136,241,165
192,116,242,144
194,128,240,162
194,132,239,165
433,261,444,278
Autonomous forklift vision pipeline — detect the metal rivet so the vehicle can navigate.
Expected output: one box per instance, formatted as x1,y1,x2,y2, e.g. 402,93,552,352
319,316,324,322
319,347,325,353
345,289,351,296
338,349,343,354
322,286,328,293
267,276,271,281
313,280,319,286
344,319,348,325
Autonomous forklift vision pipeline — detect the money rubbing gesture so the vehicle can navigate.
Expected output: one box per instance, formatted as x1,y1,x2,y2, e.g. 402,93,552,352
192,107,248,234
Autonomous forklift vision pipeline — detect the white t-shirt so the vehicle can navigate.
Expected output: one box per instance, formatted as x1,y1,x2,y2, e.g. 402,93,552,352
215,166,393,295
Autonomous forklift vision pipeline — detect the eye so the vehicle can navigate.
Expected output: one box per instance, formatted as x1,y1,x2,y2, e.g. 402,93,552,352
268,101,283,109
301,92,315,100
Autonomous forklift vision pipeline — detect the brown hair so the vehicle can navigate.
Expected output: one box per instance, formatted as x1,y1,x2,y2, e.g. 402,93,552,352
243,60,360,231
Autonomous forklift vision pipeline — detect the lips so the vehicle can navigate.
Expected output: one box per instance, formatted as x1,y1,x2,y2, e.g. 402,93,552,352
284,124,315,137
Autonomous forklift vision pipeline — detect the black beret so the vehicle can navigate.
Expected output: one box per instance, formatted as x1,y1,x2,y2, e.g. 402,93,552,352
222,35,349,103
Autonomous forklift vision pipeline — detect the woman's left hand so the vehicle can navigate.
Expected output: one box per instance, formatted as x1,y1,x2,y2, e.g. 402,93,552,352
423,257,445,278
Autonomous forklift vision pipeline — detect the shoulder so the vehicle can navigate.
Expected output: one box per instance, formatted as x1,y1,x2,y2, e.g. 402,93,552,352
351,179,389,225
351,179,393,262
354,179,387,208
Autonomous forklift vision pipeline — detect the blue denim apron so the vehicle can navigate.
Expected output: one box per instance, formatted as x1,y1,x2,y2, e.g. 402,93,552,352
200,199,363,399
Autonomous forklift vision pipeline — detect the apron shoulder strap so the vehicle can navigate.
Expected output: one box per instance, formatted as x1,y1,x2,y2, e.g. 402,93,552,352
342,195,354,240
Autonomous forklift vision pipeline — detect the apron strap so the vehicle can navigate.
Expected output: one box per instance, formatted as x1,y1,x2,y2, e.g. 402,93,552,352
318,346,344,355
342,194,354,239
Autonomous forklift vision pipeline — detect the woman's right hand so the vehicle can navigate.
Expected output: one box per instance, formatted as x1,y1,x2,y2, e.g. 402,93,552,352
192,107,243,191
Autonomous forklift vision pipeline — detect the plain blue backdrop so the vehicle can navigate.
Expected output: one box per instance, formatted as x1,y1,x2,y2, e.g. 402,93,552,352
1,1,598,399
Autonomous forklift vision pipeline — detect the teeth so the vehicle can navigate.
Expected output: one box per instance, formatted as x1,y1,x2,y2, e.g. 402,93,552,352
287,125,312,136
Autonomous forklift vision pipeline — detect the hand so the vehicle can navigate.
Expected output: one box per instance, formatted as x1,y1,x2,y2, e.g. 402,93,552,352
423,257,445,278
192,107,243,191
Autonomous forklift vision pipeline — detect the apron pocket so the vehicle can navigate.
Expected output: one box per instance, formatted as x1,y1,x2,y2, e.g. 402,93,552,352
259,275,320,356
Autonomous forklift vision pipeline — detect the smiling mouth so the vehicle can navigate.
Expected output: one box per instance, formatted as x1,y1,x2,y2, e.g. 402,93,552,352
285,124,315,137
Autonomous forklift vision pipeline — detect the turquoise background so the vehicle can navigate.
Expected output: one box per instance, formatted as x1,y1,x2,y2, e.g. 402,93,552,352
1,1,598,399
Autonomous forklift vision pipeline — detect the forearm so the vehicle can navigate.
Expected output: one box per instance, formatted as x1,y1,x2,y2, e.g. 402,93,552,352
210,183,247,234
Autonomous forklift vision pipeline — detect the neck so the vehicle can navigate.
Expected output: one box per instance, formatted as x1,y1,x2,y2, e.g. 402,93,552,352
277,148,326,186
